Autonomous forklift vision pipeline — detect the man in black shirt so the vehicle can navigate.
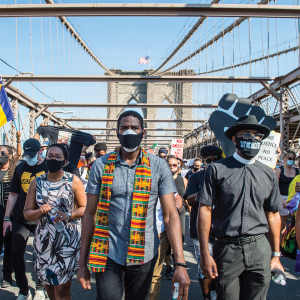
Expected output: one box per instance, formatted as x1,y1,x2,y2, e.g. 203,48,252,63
184,145,222,300
3,139,48,300
198,115,284,300
185,158,202,181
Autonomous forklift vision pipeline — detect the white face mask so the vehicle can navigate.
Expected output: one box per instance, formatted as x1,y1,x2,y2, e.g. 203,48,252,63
121,129,139,153
25,153,39,166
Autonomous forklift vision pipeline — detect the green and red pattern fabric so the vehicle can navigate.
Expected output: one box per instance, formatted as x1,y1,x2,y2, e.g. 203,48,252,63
88,147,152,272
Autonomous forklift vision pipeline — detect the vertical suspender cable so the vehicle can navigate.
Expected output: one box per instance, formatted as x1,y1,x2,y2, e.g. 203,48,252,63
238,25,243,94
222,0,225,94
275,18,280,76
56,17,61,101
62,21,67,102
261,19,265,77
233,1,235,95
29,0,34,100
49,17,54,100
15,0,19,91
249,17,252,95
40,0,45,103
268,18,270,77
67,28,72,102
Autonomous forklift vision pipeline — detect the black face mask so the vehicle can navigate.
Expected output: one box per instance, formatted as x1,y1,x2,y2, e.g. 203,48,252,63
0,155,9,167
46,159,65,173
193,167,200,172
172,170,178,176
117,131,143,151
235,136,262,159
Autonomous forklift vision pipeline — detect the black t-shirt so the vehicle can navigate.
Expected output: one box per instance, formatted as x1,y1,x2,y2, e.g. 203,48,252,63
278,166,299,196
184,170,205,240
9,160,48,225
36,125,95,166
198,154,282,239
63,162,80,177
0,169,10,221
174,176,185,199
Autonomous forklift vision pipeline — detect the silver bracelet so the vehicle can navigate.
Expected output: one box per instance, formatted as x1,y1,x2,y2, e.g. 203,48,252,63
272,252,281,257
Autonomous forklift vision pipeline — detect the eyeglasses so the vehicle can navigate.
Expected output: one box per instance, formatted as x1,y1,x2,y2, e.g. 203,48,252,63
46,154,64,160
0,151,9,156
205,157,218,164
160,155,167,159
236,132,264,140
169,164,178,168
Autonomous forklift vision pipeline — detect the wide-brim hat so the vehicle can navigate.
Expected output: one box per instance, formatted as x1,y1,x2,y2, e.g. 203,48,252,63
225,115,271,140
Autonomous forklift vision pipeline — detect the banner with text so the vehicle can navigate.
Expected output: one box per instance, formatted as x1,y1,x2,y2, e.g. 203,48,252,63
256,131,281,169
171,139,184,159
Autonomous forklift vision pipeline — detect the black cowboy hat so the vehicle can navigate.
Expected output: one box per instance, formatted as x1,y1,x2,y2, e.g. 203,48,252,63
224,115,271,140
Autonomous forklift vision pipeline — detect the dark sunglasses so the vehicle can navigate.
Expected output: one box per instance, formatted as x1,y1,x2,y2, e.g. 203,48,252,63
205,158,218,164
0,151,9,156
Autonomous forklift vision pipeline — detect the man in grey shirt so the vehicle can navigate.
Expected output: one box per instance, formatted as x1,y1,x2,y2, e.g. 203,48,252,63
77,111,190,300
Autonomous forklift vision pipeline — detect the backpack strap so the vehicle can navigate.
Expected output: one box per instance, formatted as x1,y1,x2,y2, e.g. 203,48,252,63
279,165,284,181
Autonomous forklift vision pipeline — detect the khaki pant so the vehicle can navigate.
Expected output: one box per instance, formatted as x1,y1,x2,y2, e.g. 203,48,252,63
149,231,170,300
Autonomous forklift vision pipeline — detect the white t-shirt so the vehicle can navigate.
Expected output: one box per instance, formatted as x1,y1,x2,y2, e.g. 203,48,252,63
156,198,165,234
156,192,178,234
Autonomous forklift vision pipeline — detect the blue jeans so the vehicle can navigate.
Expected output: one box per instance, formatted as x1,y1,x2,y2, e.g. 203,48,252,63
95,254,158,300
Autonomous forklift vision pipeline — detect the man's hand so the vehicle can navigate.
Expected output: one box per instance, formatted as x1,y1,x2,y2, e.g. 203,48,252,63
172,266,190,300
77,265,92,290
271,256,284,273
200,254,218,279
296,182,300,193
3,220,12,237
16,131,21,141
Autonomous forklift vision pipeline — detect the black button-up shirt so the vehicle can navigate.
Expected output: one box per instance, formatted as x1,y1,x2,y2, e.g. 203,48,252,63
198,152,282,239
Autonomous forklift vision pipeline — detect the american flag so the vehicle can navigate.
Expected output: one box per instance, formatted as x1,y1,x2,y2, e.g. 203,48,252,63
139,56,150,64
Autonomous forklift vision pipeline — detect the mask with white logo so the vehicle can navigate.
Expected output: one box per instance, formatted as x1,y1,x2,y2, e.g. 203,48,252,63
25,153,39,166
117,129,143,153
235,136,261,159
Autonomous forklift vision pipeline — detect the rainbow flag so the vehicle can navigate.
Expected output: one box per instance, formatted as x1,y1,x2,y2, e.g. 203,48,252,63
0,76,14,127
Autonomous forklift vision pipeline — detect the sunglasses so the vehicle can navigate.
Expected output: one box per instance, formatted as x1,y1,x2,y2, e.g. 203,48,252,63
236,132,264,141
0,151,9,156
205,158,218,164
169,164,178,168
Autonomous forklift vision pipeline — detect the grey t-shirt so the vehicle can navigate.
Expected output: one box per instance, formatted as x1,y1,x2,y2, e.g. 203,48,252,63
86,149,177,265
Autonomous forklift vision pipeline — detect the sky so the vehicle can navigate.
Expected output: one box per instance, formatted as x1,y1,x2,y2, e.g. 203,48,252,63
0,0,299,146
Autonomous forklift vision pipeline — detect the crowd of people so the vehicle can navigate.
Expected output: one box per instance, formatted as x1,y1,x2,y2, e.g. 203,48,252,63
0,110,299,300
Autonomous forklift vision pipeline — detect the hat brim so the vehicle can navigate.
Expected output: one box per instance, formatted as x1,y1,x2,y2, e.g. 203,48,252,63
224,123,271,140
23,151,38,158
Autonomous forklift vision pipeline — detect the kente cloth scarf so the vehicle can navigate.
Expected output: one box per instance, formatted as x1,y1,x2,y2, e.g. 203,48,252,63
88,147,152,272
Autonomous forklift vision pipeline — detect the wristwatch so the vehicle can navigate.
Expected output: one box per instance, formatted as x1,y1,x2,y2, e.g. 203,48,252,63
272,252,281,257
65,212,72,223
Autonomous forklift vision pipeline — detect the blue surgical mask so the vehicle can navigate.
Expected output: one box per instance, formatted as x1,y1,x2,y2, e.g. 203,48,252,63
41,150,47,159
25,153,39,166
287,160,295,166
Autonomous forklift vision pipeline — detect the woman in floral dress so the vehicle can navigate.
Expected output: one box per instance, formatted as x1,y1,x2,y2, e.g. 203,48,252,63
24,143,86,300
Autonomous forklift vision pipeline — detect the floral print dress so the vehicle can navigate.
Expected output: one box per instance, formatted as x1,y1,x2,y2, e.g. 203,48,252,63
34,172,81,285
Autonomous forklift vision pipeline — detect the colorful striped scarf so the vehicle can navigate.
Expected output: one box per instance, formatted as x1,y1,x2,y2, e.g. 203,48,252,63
88,147,152,272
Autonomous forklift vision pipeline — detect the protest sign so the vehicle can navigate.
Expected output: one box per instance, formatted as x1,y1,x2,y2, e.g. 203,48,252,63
171,139,184,159
256,131,281,169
